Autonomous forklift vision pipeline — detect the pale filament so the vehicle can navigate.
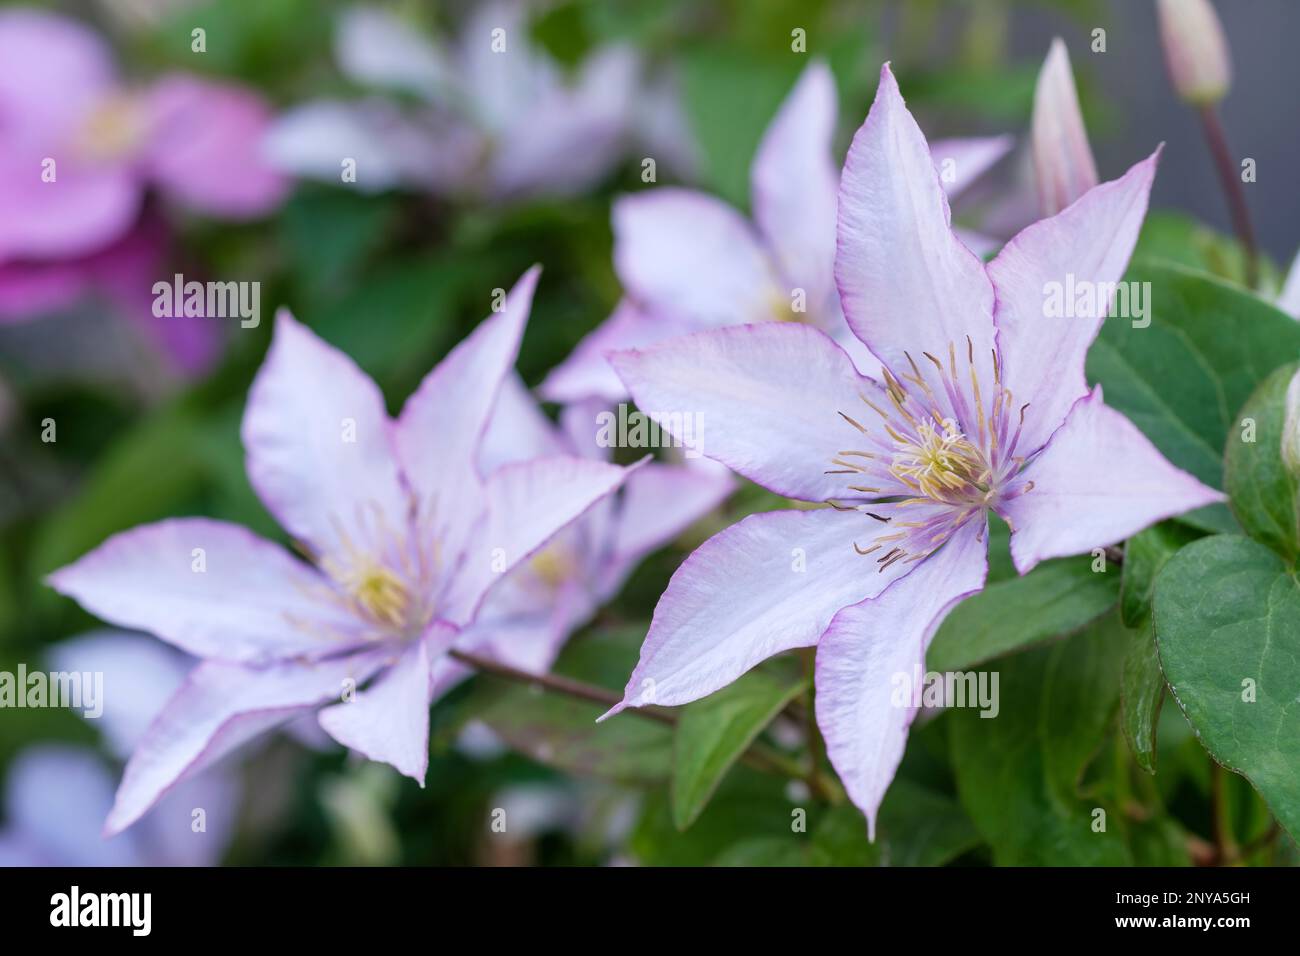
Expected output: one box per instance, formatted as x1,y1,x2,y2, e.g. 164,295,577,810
829,337,1034,570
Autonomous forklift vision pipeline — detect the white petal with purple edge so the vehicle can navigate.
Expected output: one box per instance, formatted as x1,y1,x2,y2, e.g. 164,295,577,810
242,311,409,568
395,267,539,570
988,150,1159,455
751,61,839,305
602,506,914,716
105,650,389,836
815,516,988,838
613,189,781,327
47,519,362,664
835,64,997,389
930,135,1015,202
317,623,458,782
610,323,900,502
1032,39,1099,217
1003,387,1225,573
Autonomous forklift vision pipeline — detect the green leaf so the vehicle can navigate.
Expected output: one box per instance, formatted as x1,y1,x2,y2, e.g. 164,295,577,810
714,837,811,867
471,627,674,785
1120,522,1201,627
1224,363,1300,562
671,661,807,830
633,771,796,866
928,554,1118,672
1086,261,1300,532
31,405,207,580
1121,618,1165,774
1153,534,1300,841
812,781,982,867
949,615,1133,865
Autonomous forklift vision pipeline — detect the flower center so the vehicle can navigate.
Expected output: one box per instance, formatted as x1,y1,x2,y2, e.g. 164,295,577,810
344,562,413,630
827,337,1034,570
529,545,576,589
76,94,146,163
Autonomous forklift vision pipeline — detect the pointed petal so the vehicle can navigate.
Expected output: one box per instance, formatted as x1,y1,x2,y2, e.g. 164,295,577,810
988,150,1159,455
1032,39,1099,217
603,506,913,716
610,322,901,502
47,519,361,664
816,516,987,837
478,372,566,475
930,135,1015,202
607,461,734,566
613,189,781,327
539,300,694,403
443,455,639,623
105,651,388,836
1003,388,1225,573
242,310,410,568
395,266,539,568
751,61,839,303
317,623,457,781
835,64,996,384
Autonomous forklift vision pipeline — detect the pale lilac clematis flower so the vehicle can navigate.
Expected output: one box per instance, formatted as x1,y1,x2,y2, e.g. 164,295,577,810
425,379,734,698
600,65,1223,834
47,267,639,836
265,4,643,202
0,8,286,371
0,631,237,867
541,61,1013,403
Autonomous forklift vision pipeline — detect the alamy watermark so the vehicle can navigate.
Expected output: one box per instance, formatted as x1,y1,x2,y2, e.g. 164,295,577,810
0,664,103,718
891,664,999,718
595,403,704,459
1042,273,1151,329
152,273,260,328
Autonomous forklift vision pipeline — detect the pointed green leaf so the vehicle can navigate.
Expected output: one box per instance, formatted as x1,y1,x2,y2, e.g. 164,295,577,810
1224,363,1300,562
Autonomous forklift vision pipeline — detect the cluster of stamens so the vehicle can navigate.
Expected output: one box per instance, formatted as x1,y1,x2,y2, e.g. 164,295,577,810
827,337,1034,570
293,496,442,642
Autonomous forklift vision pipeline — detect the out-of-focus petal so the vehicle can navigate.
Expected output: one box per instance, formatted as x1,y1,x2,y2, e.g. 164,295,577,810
539,300,694,404
988,150,1159,455
443,455,640,623
48,518,362,664
478,372,567,475
105,650,388,836
1032,39,1099,217
395,267,538,572
930,134,1015,202
242,309,409,569
335,6,452,99
143,75,288,218
610,323,900,502
602,506,913,716
751,61,838,304
1278,248,1300,319
815,516,987,837
613,189,781,328
1003,387,1225,573
318,623,456,782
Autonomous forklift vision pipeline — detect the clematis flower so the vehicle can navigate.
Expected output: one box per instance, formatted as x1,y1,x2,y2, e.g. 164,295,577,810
264,4,652,202
541,60,1013,403
1032,38,1098,217
426,378,734,698
0,631,237,867
0,8,286,372
599,64,1223,834
47,267,639,836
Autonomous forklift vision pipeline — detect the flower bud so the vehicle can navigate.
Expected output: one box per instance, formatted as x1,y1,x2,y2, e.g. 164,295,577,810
1281,367,1300,479
1032,38,1099,216
1156,0,1232,106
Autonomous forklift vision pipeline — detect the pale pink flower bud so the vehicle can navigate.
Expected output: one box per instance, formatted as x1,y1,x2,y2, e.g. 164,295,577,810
1156,0,1232,106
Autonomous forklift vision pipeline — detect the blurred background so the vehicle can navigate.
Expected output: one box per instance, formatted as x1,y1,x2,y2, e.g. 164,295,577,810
0,0,1294,866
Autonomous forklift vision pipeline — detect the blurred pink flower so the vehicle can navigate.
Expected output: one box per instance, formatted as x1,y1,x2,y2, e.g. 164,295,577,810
0,8,287,373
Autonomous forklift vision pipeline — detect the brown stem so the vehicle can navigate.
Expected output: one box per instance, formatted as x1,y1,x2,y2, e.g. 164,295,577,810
448,648,807,780
1198,105,1259,288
